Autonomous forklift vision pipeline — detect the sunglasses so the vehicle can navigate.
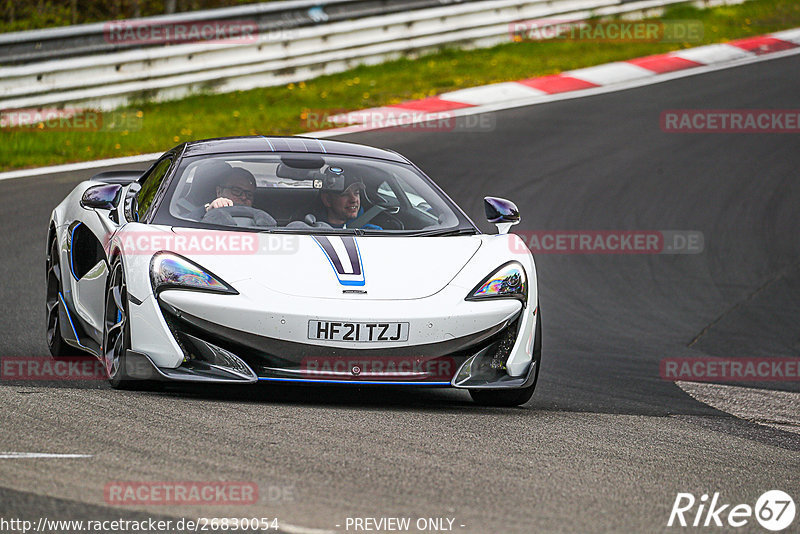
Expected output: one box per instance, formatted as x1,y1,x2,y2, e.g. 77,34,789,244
221,185,255,200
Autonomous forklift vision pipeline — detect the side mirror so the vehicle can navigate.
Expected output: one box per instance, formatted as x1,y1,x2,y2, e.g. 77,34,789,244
484,196,520,234
81,184,122,210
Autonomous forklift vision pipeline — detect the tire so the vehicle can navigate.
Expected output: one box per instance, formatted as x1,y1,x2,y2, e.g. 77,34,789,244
469,306,542,407
46,238,80,358
103,258,138,389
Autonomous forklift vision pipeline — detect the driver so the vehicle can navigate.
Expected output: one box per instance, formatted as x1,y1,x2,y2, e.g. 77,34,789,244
205,168,257,212
319,168,382,230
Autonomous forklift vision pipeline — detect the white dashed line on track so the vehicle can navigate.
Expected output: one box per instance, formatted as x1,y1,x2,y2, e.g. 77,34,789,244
0,452,94,459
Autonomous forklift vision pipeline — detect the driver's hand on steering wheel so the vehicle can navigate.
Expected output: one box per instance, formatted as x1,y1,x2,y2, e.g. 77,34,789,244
205,197,234,211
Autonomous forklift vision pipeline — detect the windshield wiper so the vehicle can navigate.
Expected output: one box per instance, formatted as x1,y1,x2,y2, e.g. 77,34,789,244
409,227,479,237
265,227,363,236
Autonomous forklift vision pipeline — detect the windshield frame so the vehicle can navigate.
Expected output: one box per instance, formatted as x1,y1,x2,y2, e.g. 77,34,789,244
148,151,480,236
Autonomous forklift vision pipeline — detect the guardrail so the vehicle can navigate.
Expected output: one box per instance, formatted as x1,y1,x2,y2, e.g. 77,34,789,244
0,0,476,65
0,0,737,114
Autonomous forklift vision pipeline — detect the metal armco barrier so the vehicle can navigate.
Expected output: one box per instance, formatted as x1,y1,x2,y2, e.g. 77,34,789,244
0,0,743,113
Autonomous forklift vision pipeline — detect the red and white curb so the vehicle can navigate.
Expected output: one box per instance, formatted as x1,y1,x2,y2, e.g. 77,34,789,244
318,28,800,135
2,28,799,181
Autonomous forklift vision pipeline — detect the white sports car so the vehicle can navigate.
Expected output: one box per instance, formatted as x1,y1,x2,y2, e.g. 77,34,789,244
47,136,540,406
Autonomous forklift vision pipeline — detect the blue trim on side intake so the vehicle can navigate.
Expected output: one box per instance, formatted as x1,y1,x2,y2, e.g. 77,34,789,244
69,222,81,280
58,291,91,351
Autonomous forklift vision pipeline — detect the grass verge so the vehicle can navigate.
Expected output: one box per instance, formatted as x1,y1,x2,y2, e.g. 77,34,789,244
2,0,800,171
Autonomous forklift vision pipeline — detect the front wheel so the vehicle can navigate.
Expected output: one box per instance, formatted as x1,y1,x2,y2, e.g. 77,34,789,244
103,259,137,389
469,306,541,407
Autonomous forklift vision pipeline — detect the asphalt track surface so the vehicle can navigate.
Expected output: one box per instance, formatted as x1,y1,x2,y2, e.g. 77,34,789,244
1,54,799,533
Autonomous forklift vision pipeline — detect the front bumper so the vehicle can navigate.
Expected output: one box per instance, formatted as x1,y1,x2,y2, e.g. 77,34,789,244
128,282,539,389
158,299,528,387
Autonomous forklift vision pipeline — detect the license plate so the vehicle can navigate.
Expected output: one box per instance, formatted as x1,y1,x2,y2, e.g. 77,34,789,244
308,321,409,342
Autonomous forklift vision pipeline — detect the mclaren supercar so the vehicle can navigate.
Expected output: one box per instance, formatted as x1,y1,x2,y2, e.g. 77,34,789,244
46,136,540,406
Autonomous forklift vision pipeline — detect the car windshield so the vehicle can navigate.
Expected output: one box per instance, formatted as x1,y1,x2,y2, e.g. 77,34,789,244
162,153,472,234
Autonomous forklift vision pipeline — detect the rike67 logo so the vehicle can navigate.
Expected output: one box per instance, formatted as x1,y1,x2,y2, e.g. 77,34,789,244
668,491,796,531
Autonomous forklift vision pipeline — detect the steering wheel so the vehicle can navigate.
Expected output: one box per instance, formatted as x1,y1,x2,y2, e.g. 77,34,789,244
201,205,277,228
347,203,403,230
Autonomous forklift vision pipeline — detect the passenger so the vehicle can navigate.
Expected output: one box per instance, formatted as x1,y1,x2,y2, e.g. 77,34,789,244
319,170,382,230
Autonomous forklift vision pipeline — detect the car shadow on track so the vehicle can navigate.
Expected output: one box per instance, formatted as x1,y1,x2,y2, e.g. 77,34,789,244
146,381,498,412
6,370,800,451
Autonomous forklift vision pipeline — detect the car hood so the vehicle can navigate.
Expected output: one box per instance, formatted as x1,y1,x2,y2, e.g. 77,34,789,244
167,229,482,300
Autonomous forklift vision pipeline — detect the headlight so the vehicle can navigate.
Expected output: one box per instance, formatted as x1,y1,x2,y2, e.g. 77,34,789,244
150,252,238,296
466,261,527,304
